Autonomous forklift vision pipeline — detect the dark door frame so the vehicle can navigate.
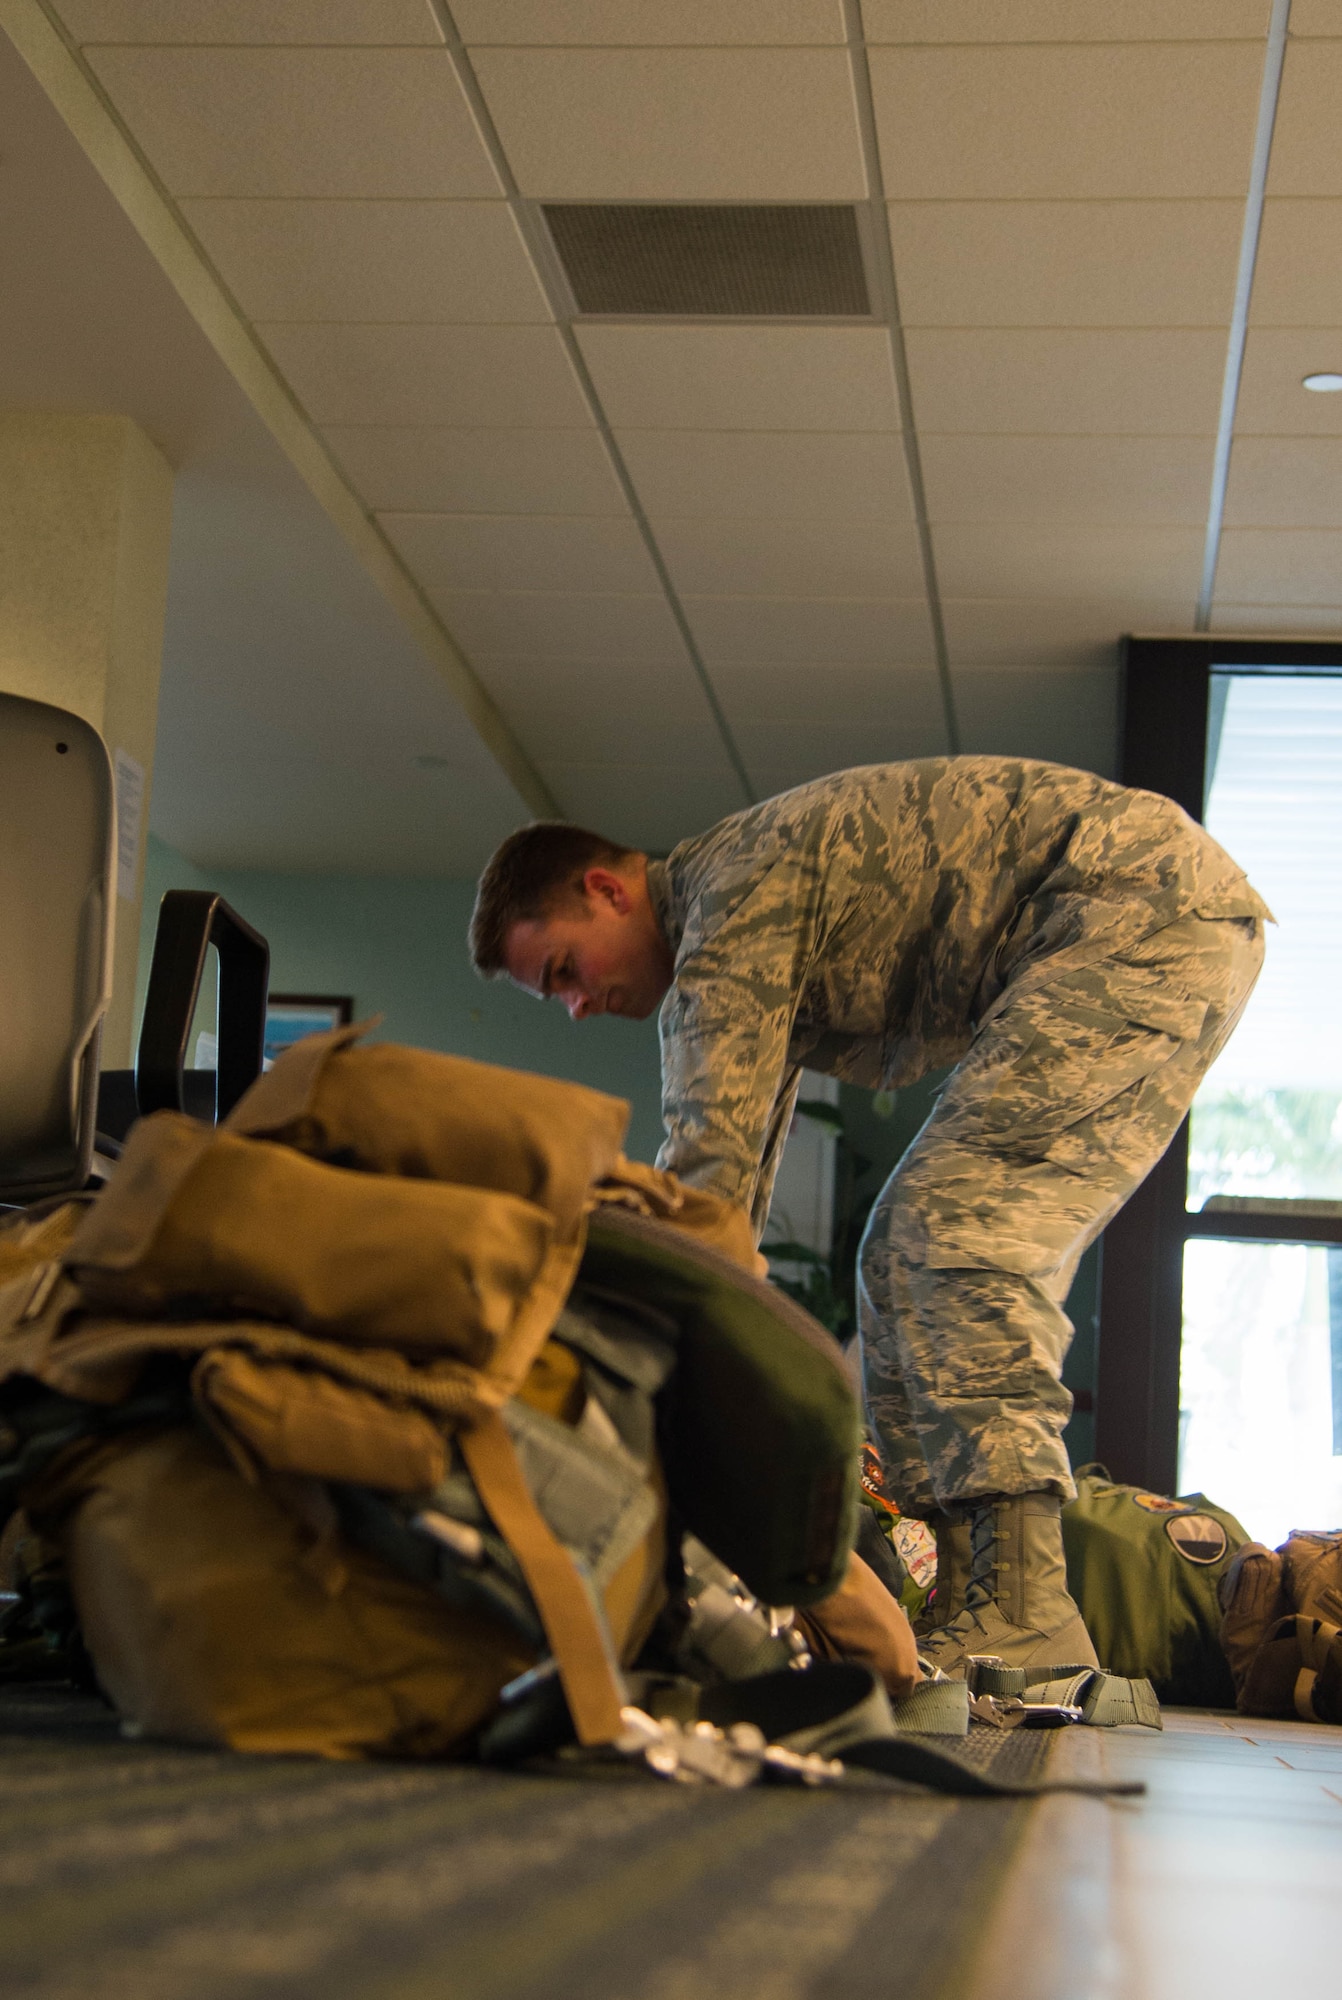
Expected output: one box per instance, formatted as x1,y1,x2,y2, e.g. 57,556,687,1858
1094,635,1342,1493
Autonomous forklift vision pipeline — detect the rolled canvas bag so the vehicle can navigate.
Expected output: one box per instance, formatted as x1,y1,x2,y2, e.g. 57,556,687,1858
67,1113,578,1400
1220,1529,1342,1723
226,1024,763,1275
223,1026,629,1241
0,1036,865,1760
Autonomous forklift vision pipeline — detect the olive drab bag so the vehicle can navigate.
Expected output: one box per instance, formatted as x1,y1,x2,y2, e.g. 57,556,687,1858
0,1030,862,1760
1061,1469,1251,1707
1219,1529,1342,1724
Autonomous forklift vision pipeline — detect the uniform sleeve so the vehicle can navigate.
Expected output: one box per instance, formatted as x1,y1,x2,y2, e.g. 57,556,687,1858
654,856,823,1236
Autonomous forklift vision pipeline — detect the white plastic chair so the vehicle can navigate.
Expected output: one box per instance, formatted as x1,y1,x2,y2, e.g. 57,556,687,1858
0,692,115,1204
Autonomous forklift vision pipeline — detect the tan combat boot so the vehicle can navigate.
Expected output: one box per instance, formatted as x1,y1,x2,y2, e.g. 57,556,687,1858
916,1492,1099,1677
915,1509,965,1637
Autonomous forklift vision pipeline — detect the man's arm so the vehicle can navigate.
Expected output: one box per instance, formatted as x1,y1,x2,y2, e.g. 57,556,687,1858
749,1064,803,1242
655,856,823,1236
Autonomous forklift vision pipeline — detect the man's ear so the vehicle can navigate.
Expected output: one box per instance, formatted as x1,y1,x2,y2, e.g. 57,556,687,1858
582,866,632,914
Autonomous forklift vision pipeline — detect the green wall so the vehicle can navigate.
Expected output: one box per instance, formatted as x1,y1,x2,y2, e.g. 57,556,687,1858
136,836,667,1163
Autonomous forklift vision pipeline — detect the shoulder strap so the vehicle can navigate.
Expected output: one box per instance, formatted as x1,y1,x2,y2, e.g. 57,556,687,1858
458,1413,625,1746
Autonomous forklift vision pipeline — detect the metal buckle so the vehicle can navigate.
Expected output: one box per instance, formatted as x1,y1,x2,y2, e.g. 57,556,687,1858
615,1706,844,1788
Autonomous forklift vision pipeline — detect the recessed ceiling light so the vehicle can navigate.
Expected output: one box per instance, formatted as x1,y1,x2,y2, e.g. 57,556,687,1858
1302,372,1342,392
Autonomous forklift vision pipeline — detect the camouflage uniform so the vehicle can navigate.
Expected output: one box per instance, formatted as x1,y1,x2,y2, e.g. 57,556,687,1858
647,759,1268,1515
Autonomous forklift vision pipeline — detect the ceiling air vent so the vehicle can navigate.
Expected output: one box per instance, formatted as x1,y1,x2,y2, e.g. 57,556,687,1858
541,204,871,318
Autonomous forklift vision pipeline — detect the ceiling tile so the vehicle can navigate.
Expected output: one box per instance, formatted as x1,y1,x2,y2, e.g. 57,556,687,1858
744,744,943,791
1223,437,1342,527
1267,39,1342,196
477,656,710,725
84,47,499,197
381,512,659,594
906,329,1227,435
710,660,942,723
889,200,1241,329
922,436,1216,525
470,48,865,200
577,327,899,432
323,427,626,514
1209,604,1342,631
1214,530,1342,607
953,665,1118,776
936,524,1205,601
1235,330,1342,434
942,600,1193,668
735,704,947,779
617,429,913,521
531,766,748,851
861,1,1270,39
1250,201,1342,327
180,200,548,323
436,591,689,662
685,596,935,665
259,324,590,426
869,45,1262,200
59,0,443,39
655,516,924,598
506,709,733,767
455,0,844,41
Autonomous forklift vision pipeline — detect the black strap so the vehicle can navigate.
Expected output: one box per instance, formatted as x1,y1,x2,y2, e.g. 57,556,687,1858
843,1734,1145,1798
700,1663,1145,1797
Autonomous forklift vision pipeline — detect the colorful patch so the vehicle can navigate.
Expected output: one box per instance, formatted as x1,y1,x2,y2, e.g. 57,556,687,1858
891,1517,938,1594
860,1441,892,1503
1132,1490,1191,1515
1164,1513,1229,1565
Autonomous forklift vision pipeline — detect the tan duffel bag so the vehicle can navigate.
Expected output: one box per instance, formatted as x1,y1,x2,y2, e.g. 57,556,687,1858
0,1037,867,1760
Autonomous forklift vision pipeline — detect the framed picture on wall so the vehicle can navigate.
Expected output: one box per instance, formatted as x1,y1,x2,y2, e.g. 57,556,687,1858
264,993,354,1065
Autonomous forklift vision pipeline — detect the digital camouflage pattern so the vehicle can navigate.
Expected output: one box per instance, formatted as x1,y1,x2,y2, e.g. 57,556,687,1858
646,759,1270,1512
858,912,1264,1511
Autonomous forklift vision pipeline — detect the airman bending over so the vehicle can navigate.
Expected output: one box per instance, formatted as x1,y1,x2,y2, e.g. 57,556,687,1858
471,758,1267,1674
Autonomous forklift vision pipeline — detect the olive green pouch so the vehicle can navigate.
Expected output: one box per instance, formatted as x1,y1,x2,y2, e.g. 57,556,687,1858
1062,1468,1249,1706
578,1206,860,1609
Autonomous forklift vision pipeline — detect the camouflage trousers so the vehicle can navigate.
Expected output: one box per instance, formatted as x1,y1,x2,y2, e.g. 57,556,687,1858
858,913,1266,1515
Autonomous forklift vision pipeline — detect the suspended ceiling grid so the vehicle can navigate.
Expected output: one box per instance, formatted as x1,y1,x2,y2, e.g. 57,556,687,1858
9,0,1342,867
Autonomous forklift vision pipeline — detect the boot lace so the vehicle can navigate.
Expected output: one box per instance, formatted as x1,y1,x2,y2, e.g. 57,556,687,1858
961,1502,998,1613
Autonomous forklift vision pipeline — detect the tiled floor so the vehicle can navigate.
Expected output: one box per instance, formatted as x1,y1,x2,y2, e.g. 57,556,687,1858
968,1710,1342,2000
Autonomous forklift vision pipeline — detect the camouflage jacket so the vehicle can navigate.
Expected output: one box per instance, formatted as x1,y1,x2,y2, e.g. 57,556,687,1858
646,758,1269,1235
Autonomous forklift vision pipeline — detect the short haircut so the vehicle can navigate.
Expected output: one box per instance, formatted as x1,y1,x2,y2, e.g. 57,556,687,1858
469,822,637,976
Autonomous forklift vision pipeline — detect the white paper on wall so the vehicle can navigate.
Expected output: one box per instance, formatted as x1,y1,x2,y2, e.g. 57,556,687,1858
113,747,144,902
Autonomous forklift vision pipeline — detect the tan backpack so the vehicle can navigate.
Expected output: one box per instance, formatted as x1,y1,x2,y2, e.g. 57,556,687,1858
1219,1529,1342,1724
0,1030,868,1761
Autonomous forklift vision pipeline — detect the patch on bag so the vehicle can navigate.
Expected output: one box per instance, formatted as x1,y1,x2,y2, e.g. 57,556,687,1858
1164,1513,1229,1566
1131,1490,1189,1516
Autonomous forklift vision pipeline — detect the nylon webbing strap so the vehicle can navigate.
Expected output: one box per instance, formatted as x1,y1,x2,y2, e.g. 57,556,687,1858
459,1413,625,1746
1293,1615,1341,1723
890,1676,970,1736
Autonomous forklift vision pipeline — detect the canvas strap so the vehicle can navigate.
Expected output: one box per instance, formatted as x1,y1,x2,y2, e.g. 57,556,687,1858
459,1411,625,1746
1293,1614,1342,1723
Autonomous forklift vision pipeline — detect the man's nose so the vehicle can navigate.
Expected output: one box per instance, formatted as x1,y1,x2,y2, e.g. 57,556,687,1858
564,990,591,1021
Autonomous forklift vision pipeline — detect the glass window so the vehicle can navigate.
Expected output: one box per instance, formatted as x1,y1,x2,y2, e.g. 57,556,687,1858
1187,671,1342,1210
1178,667,1342,1537
1180,1239,1342,1545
